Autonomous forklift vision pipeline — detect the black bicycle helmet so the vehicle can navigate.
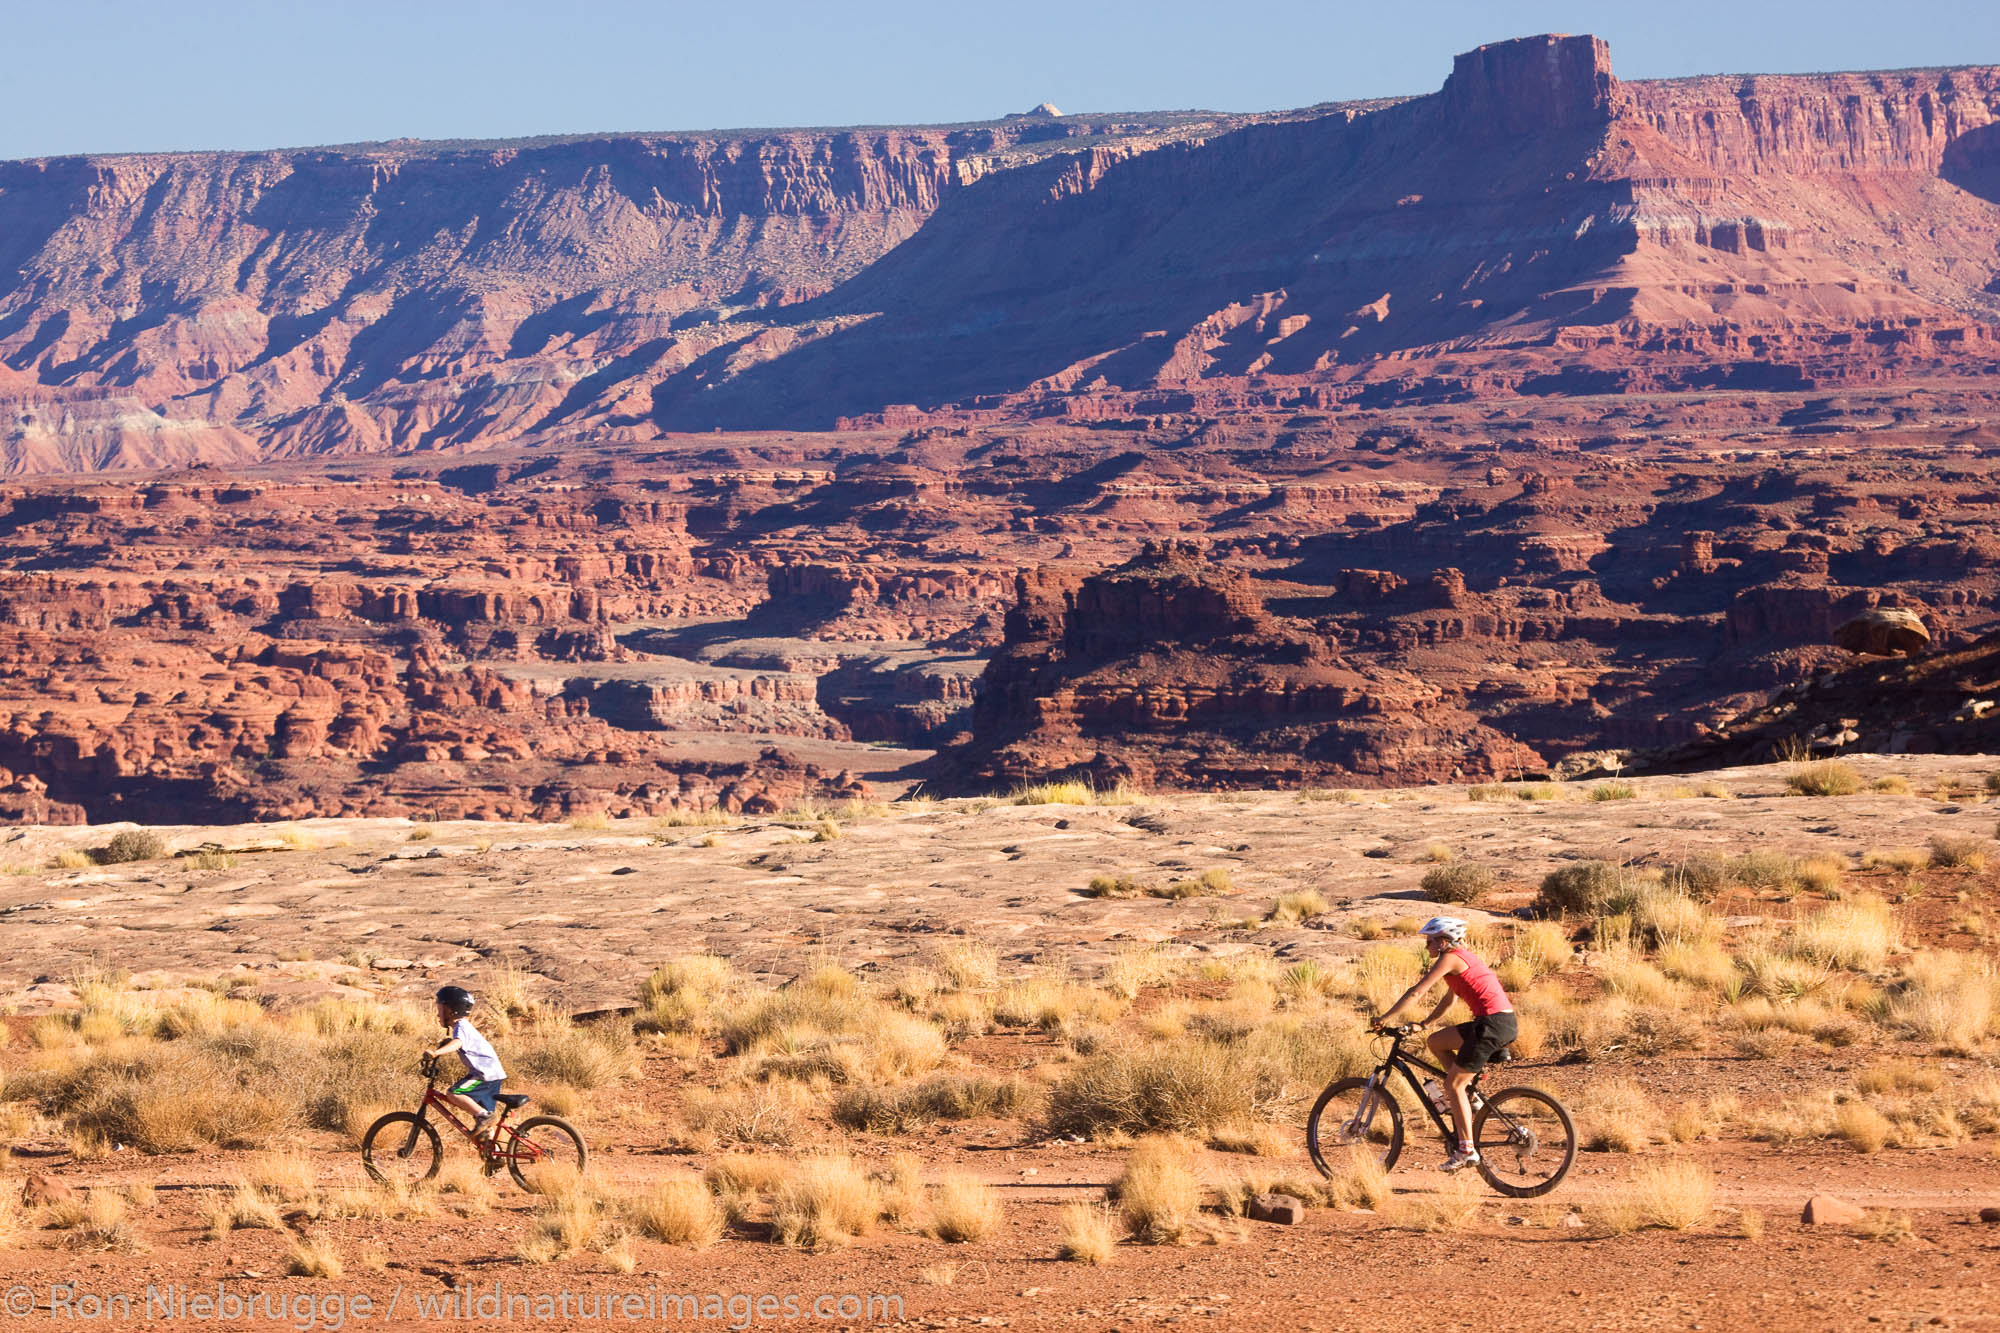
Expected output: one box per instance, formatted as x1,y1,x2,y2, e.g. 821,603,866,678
435,985,476,1016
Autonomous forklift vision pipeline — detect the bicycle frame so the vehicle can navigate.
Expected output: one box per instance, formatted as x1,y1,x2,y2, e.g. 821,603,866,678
1359,1034,1482,1143
412,1080,549,1166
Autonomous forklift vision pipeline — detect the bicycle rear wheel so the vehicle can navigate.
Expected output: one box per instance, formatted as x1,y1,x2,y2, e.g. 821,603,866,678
1473,1087,1576,1197
507,1115,589,1194
360,1111,442,1188
1307,1076,1405,1178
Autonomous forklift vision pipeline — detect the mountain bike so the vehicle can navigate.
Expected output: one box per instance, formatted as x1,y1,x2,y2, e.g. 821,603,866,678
1307,1023,1575,1197
360,1057,587,1194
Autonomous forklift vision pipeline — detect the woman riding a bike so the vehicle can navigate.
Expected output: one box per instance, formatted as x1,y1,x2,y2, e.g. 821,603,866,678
1373,915,1517,1172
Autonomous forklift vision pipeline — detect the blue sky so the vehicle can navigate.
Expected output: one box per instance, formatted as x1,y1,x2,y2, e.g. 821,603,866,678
4,0,1996,158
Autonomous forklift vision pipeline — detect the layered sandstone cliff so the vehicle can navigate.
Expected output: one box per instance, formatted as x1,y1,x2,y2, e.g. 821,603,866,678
2,36,1999,468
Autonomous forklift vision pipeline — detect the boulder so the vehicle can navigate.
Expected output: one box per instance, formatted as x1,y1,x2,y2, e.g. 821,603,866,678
1978,1206,2000,1224
1802,1193,1864,1226
1247,1192,1306,1225
1833,609,1930,657
20,1174,74,1208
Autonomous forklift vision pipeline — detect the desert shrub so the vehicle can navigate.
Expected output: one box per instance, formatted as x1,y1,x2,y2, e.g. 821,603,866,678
680,1084,807,1148
1085,874,1148,898
1787,762,1861,796
927,1174,1002,1242
1057,1203,1118,1264
1537,860,1636,916
1114,1137,1202,1244
41,1035,301,1151
512,1021,639,1089
1731,850,1799,890
1871,775,1912,795
1590,783,1637,802
1927,835,1990,871
833,1073,1041,1133
1987,772,2000,795
1421,863,1492,905
95,831,166,865
1044,1040,1275,1138
1662,855,1733,901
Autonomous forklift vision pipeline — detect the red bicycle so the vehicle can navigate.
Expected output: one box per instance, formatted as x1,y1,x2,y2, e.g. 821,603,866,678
361,1057,586,1194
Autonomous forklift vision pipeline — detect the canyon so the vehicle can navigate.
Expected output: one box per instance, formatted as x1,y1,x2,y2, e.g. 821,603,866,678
1,33,1999,816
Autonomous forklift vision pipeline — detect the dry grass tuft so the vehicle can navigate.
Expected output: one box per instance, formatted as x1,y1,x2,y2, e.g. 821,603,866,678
625,1179,723,1248
1590,782,1637,802
1632,1159,1714,1230
1011,781,1096,806
1394,1173,1482,1232
1207,1121,1291,1157
771,1156,879,1251
1115,1136,1203,1244
1058,1202,1119,1264
1860,846,1930,873
1787,761,1862,796
1319,1144,1394,1211
286,1236,344,1278
1269,890,1329,924
1835,1101,1892,1153
1786,895,1902,970
927,1174,1002,1243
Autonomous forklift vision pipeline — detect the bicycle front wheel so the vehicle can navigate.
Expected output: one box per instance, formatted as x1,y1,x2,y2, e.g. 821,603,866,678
507,1115,589,1194
1473,1087,1577,1197
1307,1076,1405,1178
360,1111,442,1188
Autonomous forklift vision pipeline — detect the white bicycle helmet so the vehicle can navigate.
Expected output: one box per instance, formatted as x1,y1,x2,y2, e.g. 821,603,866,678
1418,916,1468,943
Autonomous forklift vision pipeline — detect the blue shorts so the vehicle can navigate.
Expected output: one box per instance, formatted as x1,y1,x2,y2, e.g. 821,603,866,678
448,1076,503,1113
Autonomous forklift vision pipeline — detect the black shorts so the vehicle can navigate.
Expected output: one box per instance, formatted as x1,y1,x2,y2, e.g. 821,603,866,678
1453,1012,1518,1074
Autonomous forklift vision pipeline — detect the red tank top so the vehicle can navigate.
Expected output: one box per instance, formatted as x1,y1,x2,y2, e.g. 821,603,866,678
1444,948,1512,1017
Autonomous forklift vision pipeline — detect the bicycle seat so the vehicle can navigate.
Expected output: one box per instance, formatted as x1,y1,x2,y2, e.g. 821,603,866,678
495,1092,531,1110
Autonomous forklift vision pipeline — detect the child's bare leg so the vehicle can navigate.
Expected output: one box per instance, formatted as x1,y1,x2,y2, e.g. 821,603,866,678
445,1091,488,1124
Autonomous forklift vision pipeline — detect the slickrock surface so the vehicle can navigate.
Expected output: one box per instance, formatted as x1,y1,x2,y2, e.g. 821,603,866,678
0,756,1989,1013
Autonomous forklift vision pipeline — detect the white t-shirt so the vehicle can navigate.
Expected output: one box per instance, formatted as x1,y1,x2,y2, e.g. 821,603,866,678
452,1018,506,1082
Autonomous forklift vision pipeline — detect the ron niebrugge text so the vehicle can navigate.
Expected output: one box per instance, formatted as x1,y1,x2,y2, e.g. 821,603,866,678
12,1283,906,1327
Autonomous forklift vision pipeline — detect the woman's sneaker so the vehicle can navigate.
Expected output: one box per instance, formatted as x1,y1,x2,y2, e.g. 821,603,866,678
1441,1146,1482,1172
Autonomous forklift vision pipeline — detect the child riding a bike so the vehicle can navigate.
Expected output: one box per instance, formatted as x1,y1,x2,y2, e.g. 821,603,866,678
1372,916,1518,1172
426,985,509,1142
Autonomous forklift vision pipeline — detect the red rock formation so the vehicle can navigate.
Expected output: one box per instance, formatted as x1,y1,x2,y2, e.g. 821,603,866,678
2,36,1998,465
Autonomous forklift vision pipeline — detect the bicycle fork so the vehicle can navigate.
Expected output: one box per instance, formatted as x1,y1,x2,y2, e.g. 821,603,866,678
1344,1071,1390,1139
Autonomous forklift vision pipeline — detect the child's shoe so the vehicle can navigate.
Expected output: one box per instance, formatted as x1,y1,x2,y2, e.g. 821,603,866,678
472,1110,500,1139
